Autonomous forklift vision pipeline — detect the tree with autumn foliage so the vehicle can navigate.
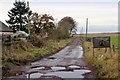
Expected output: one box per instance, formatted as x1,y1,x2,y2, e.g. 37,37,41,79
30,13,55,37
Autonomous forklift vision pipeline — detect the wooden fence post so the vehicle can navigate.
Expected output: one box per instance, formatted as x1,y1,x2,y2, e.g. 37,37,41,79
105,48,107,53
112,45,115,53
109,46,112,57
93,47,95,57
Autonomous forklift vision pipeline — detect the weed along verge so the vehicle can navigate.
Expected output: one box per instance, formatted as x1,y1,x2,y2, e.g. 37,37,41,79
2,38,74,77
82,34,118,78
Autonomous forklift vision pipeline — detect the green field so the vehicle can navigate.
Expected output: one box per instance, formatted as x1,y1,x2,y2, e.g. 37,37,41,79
110,36,118,48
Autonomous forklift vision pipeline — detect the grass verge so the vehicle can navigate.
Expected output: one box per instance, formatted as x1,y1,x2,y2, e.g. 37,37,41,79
82,34,118,78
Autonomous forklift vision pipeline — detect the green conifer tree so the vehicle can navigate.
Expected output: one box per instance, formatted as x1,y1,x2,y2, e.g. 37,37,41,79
6,1,32,33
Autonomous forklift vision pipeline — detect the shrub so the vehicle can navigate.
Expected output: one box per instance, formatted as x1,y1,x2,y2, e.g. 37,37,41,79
30,34,44,48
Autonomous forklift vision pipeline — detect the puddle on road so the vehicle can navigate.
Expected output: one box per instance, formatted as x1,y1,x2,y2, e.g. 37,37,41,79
51,67,66,71
74,70,91,74
26,66,91,79
29,66,45,71
31,67,45,70
26,73,43,78
68,65,81,69
45,69,91,78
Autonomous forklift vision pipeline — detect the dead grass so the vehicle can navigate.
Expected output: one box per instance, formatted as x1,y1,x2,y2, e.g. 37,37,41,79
82,34,118,78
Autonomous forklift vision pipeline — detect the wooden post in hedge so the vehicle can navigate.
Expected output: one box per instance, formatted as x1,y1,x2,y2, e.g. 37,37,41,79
112,45,115,52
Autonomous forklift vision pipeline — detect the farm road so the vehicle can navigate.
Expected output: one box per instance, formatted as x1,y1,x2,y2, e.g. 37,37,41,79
6,38,95,80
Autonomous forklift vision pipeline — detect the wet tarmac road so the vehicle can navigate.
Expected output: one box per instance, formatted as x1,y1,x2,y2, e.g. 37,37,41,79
4,38,95,80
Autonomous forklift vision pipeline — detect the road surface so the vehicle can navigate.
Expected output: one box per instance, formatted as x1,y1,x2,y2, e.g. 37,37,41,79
4,38,95,80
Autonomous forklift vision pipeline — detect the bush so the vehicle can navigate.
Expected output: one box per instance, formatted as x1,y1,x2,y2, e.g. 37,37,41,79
30,34,44,48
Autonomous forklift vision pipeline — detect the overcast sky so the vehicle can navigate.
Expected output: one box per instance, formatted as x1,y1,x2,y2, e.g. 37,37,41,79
0,0,119,33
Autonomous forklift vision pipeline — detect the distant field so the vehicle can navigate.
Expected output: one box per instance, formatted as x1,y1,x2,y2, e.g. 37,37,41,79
110,36,118,48
75,33,118,37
